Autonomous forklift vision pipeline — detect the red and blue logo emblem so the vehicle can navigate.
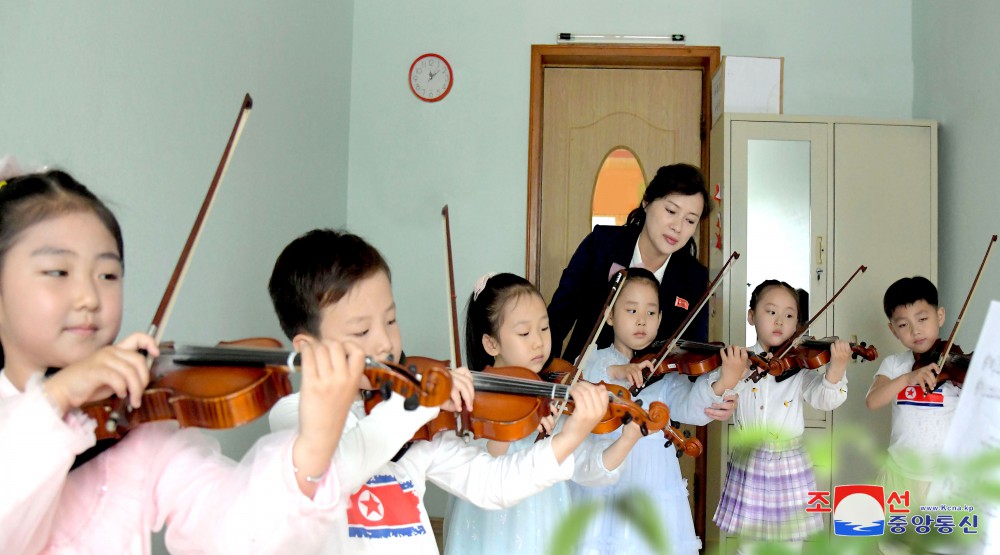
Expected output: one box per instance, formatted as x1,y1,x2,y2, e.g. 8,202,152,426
833,484,885,536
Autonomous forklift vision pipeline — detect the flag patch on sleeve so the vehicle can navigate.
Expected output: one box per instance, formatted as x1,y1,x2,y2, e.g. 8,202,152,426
675,297,690,309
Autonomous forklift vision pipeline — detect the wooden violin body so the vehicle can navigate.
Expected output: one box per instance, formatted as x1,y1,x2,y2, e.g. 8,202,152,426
751,336,878,383
86,339,453,441
914,339,972,389
544,358,702,456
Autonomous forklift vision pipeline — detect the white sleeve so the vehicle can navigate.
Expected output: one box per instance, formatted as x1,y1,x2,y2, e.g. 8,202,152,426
425,433,574,509
0,376,94,554
801,367,848,411
570,433,622,487
269,393,440,494
637,372,722,426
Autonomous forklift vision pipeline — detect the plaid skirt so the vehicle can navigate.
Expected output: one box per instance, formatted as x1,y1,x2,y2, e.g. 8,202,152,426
713,437,823,541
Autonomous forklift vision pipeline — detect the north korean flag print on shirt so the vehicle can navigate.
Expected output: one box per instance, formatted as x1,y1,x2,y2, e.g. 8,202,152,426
347,474,426,539
896,384,945,408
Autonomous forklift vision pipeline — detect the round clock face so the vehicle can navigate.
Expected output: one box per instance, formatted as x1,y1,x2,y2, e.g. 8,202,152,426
409,53,452,102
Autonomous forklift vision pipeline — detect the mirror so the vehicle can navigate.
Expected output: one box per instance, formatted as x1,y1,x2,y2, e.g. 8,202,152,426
745,139,812,345
592,148,645,228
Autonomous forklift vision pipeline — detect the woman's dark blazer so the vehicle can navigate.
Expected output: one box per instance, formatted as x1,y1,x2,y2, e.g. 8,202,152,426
547,224,709,362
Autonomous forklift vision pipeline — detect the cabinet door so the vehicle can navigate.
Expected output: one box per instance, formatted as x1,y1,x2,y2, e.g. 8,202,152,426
830,123,936,490
730,121,830,346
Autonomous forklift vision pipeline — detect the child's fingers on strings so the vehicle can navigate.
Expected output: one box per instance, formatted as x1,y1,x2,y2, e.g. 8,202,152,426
116,331,161,361
626,364,646,388
448,367,475,411
569,382,609,420
537,415,556,435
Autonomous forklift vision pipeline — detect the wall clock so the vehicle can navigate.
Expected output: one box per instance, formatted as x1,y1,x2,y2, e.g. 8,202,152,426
409,53,453,102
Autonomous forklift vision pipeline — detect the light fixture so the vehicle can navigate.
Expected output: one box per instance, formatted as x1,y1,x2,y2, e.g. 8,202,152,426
557,33,686,44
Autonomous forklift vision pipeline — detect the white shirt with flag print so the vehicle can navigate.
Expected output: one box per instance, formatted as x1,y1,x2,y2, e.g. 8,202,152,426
270,394,575,554
875,349,961,481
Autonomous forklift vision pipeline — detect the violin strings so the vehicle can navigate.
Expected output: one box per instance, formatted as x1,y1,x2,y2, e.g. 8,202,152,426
471,374,570,398
169,344,299,367
674,340,724,351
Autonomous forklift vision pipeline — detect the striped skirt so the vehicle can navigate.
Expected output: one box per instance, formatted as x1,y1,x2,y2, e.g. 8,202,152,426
713,437,823,541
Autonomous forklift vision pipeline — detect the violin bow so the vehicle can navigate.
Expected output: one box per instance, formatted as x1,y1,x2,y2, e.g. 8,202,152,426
748,264,867,383
148,94,253,343
775,264,867,358
635,251,741,391
442,205,475,439
930,234,997,386
108,94,253,432
544,269,627,437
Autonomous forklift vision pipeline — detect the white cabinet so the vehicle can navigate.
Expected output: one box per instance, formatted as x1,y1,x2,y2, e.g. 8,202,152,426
704,114,937,551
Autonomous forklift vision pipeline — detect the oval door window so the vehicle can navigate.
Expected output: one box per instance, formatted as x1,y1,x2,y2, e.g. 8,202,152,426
592,148,645,229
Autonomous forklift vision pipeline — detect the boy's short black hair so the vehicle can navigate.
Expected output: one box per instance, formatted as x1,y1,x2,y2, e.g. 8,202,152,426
268,229,390,340
883,276,938,318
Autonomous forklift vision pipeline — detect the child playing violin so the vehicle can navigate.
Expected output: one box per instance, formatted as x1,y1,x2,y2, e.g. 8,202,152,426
866,276,963,555
444,272,644,554
0,171,359,553
711,279,850,554
267,230,609,554
569,267,738,555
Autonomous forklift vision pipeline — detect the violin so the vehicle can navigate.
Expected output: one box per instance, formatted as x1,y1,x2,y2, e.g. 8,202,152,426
544,358,703,457
745,265,870,384
632,340,725,381
631,252,741,394
86,340,454,441
913,339,972,390
762,336,878,383
372,356,674,443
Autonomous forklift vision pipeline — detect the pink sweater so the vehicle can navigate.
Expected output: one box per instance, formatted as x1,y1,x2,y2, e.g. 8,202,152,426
0,372,343,554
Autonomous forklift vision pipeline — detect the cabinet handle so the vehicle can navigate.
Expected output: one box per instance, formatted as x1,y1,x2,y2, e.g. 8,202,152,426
816,236,825,281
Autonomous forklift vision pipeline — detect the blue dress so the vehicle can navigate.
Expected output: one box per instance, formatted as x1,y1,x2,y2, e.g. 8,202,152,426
444,421,620,554
568,346,722,555
443,434,571,553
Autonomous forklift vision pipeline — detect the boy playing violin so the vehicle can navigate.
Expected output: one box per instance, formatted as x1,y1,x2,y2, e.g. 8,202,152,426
866,276,962,554
266,229,608,554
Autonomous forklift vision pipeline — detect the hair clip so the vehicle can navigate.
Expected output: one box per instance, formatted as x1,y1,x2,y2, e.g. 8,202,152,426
472,272,498,301
0,181,7,189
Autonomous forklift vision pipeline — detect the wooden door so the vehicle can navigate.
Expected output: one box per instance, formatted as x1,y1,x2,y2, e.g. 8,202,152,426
538,67,702,302
526,44,720,543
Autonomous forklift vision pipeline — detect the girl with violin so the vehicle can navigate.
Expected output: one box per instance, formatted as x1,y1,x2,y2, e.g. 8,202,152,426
712,279,851,553
445,272,642,555
865,276,960,550
267,231,608,554
570,268,742,555
548,163,712,363
0,171,361,553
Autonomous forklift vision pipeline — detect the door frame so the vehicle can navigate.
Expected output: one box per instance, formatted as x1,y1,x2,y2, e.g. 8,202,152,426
524,43,720,543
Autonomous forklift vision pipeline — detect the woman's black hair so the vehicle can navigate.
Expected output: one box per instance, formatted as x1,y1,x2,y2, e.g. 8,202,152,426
624,163,711,257
464,272,541,371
